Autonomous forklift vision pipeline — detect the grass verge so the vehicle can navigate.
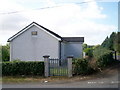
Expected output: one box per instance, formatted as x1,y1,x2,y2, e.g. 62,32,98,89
2,76,70,84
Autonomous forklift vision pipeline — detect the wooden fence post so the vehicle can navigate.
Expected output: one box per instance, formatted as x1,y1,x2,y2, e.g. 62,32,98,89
67,56,73,77
43,55,50,77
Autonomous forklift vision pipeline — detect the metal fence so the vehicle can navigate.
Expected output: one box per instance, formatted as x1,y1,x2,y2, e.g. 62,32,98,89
49,59,68,76
43,55,73,77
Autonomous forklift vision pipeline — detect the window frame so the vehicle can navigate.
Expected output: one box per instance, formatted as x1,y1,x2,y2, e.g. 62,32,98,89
31,31,37,35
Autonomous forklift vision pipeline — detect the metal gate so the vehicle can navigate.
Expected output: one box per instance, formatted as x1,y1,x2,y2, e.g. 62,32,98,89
49,59,68,76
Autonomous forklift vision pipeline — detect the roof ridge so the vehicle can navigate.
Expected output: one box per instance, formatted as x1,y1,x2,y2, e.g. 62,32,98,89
32,22,62,39
8,22,62,42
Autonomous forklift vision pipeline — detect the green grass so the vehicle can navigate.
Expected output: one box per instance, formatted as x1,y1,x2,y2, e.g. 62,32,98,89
50,67,68,76
2,76,70,84
2,76,45,84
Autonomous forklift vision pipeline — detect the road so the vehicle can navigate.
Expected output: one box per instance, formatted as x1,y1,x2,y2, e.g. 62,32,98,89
2,64,120,88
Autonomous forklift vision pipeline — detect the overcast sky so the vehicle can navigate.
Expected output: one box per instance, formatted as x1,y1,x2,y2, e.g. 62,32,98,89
0,0,118,45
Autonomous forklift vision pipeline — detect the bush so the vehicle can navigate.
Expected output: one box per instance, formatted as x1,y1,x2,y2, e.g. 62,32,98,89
73,58,94,75
2,61,44,76
93,47,114,67
84,48,93,57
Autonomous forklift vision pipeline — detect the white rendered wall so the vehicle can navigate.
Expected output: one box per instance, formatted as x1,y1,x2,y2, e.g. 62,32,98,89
10,25,60,61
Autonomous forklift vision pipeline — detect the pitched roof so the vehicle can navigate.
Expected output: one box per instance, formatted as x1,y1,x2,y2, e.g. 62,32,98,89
8,22,62,42
62,37,84,42
8,22,84,42
34,22,62,39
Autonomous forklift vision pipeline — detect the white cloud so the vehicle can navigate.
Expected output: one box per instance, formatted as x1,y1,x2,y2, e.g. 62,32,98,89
82,0,107,19
0,0,117,45
0,0,25,13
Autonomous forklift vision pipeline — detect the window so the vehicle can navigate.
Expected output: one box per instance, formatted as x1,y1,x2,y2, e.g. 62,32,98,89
31,31,37,35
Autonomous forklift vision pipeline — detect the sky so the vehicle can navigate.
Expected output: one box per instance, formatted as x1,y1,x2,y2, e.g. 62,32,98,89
0,0,119,45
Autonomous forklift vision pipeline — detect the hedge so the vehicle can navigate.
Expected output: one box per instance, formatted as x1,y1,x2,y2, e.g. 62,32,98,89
2,61,44,76
93,47,114,67
73,58,94,75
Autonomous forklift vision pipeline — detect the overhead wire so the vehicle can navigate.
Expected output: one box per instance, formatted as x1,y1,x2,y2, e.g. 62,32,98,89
0,0,97,15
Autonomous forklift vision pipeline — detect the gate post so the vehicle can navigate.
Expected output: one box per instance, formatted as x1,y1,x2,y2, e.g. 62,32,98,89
43,55,50,77
67,56,73,77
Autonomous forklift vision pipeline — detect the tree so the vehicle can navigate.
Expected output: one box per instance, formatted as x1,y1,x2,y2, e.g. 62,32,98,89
82,43,88,51
101,36,109,49
118,32,120,53
93,44,100,49
84,48,93,57
101,32,117,51
115,32,120,53
108,32,116,50
0,45,2,62
2,43,10,62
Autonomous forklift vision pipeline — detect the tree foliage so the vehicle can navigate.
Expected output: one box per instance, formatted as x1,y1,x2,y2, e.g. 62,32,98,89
101,32,120,53
83,43,100,57
2,44,10,62
84,48,93,57
115,32,120,53
82,43,88,51
93,47,113,67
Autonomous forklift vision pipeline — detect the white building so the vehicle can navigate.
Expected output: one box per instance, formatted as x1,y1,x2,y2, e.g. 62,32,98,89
8,22,84,61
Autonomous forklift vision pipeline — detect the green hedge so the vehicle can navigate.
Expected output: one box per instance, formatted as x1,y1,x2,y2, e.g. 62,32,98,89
73,58,94,75
2,61,44,76
93,47,114,67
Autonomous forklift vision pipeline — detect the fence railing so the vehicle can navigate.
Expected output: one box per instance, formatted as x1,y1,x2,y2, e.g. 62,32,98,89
43,55,73,77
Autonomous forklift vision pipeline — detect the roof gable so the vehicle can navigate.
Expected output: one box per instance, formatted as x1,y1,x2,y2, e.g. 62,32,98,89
8,22,62,42
8,22,84,43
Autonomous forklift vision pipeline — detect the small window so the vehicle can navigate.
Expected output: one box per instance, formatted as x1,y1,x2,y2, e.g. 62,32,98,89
31,31,37,35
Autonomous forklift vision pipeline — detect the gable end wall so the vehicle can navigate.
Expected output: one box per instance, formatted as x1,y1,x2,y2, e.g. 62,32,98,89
10,25,60,61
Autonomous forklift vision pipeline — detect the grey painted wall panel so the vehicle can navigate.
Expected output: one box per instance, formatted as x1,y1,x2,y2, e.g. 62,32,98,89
65,42,83,58
61,42,83,59
10,25,59,61
61,42,66,59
